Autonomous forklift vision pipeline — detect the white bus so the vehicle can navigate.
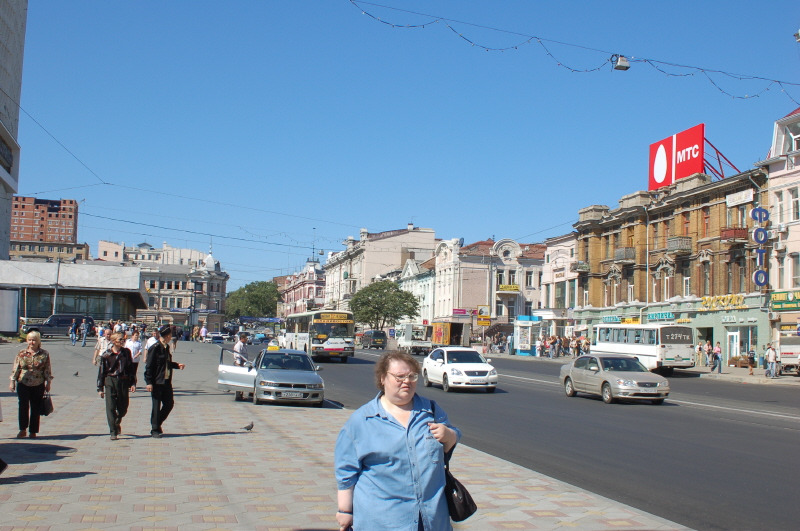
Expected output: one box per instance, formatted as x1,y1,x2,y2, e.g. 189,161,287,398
592,323,695,373
285,310,356,362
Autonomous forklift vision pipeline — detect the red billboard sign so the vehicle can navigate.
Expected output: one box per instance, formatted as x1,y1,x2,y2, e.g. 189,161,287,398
648,124,705,191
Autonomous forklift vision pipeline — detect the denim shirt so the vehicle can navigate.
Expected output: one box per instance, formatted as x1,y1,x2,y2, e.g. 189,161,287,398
335,393,461,531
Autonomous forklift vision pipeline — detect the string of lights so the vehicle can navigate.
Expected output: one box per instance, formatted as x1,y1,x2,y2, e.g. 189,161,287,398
350,0,800,104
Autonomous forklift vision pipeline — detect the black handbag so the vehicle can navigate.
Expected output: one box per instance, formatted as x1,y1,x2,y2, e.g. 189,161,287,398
432,402,477,521
41,391,54,416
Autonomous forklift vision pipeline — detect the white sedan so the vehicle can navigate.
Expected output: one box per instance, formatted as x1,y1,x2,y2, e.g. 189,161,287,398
422,347,498,393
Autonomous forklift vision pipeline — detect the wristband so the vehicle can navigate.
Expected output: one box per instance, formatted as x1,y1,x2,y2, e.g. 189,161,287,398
338,510,353,515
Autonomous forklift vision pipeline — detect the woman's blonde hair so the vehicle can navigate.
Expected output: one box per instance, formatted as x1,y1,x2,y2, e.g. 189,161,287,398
26,330,42,346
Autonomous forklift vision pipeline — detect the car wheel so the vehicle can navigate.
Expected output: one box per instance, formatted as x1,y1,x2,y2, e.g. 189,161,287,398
564,377,576,397
652,398,665,405
486,386,496,393
422,370,431,387
341,356,348,363
252,388,260,405
314,401,324,408
602,383,616,404
442,374,451,392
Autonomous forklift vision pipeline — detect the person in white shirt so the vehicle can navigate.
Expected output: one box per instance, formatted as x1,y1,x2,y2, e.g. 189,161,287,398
143,329,160,365
125,331,144,374
233,333,249,366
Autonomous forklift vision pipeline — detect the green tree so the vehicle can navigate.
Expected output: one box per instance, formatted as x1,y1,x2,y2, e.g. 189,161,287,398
225,281,281,319
349,280,419,330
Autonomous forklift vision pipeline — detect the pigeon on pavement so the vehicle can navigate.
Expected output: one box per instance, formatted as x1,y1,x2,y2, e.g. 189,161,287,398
242,422,254,431
73,371,79,376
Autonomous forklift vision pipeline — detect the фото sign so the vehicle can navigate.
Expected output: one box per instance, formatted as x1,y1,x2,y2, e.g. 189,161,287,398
648,124,705,191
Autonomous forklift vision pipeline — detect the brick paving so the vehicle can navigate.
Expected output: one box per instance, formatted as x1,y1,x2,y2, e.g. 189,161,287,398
0,388,688,530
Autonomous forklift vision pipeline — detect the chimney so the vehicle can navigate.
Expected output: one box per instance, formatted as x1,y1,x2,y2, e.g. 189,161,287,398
407,222,414,231
360,228,368,241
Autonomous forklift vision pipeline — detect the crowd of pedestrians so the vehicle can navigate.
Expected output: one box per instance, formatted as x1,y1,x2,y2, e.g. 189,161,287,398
7,323,187,441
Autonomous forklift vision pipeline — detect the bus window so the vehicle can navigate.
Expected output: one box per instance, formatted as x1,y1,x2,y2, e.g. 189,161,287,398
628,329,639,343
599,328,610,342
642,330,656,345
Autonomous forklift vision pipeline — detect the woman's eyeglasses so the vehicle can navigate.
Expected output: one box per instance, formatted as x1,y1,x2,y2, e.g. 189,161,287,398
387,372,419,383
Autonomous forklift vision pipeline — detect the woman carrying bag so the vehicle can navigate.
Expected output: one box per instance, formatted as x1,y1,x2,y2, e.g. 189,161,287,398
9,331,54,438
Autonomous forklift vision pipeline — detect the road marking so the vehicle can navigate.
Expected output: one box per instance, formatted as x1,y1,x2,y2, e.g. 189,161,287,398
500,374,560,386
668,399,800,420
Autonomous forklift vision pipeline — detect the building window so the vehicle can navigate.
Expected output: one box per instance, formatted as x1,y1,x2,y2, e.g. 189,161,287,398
148,297,155,307
176,298,182,308
663,219,670,247
727,205,747,227
702,207,710,237
169,298,175,308
496,271,504,288
166,281,173,290
702,262,711,295
778,257,785,289
524,301,532,315
48,246,54,252
775,191,784,224
792,188,800,221
161,297,168,307
726,262,733,294
495,300,504,316
737,256,746,292
683,276,691,297
525,270,534,287
682,212,690,236
103,250,108,257
793,255,800,288
508,270,516,285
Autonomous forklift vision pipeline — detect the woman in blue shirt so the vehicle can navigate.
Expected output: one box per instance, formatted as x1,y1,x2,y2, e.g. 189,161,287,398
335,351,461,531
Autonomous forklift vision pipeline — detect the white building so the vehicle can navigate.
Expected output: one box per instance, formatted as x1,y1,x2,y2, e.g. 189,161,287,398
396,257,436,324
539,232,582,337
324,224,436,311
757,106,800,340
98,240,207,267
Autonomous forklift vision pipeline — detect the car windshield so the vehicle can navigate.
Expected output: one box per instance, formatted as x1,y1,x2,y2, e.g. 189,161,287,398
260,354,313,371
446,350,486,364
600,357,649,372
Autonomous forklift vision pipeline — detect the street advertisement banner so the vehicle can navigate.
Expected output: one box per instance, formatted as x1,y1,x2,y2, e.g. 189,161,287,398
649,123,705,191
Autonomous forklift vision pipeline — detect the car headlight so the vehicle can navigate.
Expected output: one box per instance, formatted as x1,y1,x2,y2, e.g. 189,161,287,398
449,367,463,376
660,380,670,387
615,378,637,387
489,369,497,376
259,380,277,387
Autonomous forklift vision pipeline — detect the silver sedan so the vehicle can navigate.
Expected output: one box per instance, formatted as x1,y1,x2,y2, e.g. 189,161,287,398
560,354,670,404
218,348,325,407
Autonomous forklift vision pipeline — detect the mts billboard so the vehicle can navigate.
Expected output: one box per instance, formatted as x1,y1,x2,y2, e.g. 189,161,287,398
648,124,705,191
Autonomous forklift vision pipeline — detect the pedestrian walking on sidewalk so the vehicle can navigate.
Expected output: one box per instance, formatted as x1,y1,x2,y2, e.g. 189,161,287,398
9,331,53,439
765,344,778,378
125,331,143,375
93,329,112,366
97,332,137,440
710,342,723,374
748,347,756,376
79,318,90,347
335,350,461,531
144,325,185,438
69,319,78,346
703,340,712,366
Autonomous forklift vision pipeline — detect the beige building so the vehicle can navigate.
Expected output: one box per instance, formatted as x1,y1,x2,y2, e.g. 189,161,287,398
572,169,770,364
0,2,27,260
10,241,90,262
98,240,206,266
433,238,545,343
324,224,437,311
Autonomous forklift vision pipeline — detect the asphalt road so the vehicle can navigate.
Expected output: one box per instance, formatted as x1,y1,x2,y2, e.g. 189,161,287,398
317,348,800,531
8,339,798,530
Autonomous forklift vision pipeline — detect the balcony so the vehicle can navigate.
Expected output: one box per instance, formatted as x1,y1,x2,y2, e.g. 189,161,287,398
613,247,636,264
720,226,748,244
667,236,692,255
570,260,590,273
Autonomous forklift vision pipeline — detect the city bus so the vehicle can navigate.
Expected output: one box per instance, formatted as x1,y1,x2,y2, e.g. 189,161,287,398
284,310,355,362
591,323,695,373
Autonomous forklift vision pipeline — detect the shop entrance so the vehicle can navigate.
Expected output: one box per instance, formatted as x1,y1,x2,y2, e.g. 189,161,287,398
725,326,758,366
696,327,713,344
726,331,740,366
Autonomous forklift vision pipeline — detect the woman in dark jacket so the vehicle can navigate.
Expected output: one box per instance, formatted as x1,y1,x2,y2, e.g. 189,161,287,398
97,332,137,440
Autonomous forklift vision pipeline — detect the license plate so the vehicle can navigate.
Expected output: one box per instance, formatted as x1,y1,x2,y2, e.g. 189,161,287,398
470,379,487,384
281,391,303,398
640,388,659,394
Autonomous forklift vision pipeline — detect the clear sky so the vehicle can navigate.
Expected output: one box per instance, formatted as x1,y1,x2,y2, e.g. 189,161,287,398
16,1,800,290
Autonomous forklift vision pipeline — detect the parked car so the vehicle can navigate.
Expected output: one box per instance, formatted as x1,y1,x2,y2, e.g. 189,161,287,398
361,330,387,349
421,347,498,393
560,354,670,404
206,332,225,344
22,314,96,338
217,348,324,407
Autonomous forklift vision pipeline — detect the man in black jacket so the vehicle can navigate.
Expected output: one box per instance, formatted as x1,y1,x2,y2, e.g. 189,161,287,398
144,325,185,438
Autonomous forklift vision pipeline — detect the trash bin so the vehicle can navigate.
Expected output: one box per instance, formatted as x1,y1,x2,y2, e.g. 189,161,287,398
759,356,765,368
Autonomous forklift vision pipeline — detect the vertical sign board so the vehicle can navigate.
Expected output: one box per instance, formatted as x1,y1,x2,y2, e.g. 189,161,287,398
649,124,705,191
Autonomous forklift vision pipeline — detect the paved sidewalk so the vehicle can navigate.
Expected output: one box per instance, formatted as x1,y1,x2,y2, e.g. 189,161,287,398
0,390,689,530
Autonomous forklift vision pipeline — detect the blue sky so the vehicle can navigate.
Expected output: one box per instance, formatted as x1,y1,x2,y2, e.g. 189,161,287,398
16,1,800,290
